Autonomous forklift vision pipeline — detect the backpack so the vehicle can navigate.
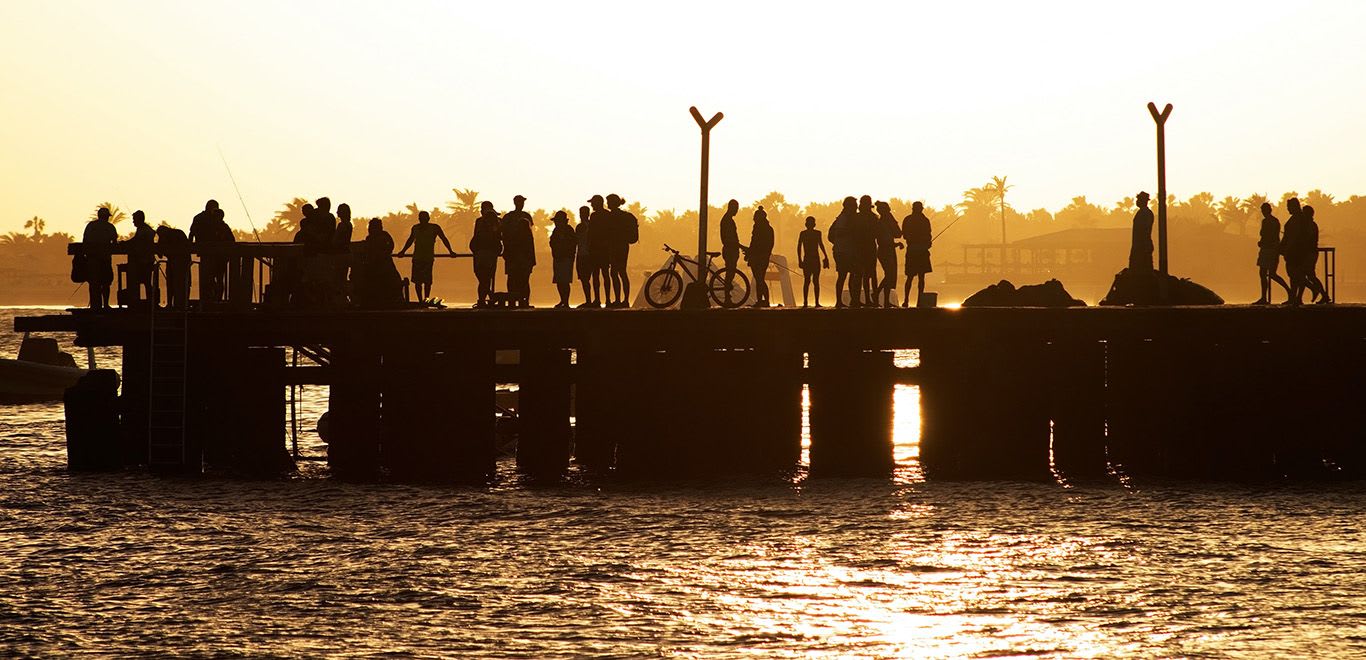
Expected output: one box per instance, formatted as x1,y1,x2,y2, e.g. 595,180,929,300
625,212,639,245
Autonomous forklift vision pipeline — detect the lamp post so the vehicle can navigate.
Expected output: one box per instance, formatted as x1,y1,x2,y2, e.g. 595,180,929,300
686,106,723,309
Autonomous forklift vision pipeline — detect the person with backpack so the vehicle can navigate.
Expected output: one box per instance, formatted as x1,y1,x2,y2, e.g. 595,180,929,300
605,194,638,308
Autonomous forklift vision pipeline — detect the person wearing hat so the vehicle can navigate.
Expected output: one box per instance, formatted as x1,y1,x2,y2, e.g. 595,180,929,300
500,195,536,307
548,210,577,308
605,193,638,307
469,201,503,307
746,206,775,307
1129,191,1154,272
586,195,613,306
82,206,119,309
397,210,455,304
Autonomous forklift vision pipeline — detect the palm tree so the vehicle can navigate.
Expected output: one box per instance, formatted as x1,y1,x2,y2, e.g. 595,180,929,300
23,216,45,238
1216,196,1246,234
986,176,1013,244
447,188,480,217
91,202,127,224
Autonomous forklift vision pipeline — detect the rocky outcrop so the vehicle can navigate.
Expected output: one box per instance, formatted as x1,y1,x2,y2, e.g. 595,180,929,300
1099,268,1224,306
962,279,1086,307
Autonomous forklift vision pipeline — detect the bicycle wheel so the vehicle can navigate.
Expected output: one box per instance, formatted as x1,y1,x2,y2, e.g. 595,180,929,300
644,269,686,308
707,268,751,308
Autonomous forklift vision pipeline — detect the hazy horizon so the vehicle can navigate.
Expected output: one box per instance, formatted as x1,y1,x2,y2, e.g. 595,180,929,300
4,0,1366,236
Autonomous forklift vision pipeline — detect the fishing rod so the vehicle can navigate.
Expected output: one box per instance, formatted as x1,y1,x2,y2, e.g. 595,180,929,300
217,145,263,243
931,215,964,244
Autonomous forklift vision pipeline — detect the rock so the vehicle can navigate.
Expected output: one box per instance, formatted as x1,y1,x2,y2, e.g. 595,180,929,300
1099,268,1224,306
962,279,1087,307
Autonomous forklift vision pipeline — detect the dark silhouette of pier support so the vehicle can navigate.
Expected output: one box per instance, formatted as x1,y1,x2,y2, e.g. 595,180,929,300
64,370,122,471
1046,340,1107,479
516,349,574,478
809,350,894,477
328,342,382,480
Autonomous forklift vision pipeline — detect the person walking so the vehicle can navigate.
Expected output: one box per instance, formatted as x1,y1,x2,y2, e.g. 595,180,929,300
1253,201,1291,304
549,210,576,308
796,216,829,307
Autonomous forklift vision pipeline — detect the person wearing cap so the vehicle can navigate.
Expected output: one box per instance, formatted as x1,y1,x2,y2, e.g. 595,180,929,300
82,206,118,309
1129,192,1154,272
605,194,638,307
548,210,577,308
586,195,613,305
397,210,455,304
575,205,600,308
469,201,503,307
746,206,774,307
124,210,157,306
500,195,536,307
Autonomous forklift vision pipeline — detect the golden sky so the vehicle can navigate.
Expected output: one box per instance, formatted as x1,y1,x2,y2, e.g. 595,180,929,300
2,0,1363,235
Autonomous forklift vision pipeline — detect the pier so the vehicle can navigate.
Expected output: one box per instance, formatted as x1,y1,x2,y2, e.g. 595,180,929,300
16,302,1366,483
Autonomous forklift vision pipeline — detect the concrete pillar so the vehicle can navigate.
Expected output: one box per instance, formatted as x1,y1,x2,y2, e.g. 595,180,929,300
444,346,497,481
572,346,636,473
119,338,150,467
381,348,481,482
328,342,382,480
64,369,122,471
516,348,573,478
221,347,292,476
1047,340,1107,480
808,349,894,477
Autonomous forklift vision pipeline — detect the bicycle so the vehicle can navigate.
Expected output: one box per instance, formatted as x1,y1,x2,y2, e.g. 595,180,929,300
643,244,751,309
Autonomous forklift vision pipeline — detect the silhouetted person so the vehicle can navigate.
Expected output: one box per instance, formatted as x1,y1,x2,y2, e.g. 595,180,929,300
606,194,638,307
190,200,229,303
874,201,901,307
575,205,600,308
1129,191,1154,272
853,195,879,305
312,196,337,247
1301,205,1328,304
359,218,403,308
549,210,576,308
204,208,236,303
82,207,117,309
719,199,742,305
156,225,190,310
1281,197,1310,305
398,210,455,303
500,195,536,307
470,201,502,307
188,199,219,246
124,210,157,306
901,201,932,307
747,206,774,307
1254,201,1291,305
334,203,354,298
829,196,858,307
587,195,612,305
797,216,828,307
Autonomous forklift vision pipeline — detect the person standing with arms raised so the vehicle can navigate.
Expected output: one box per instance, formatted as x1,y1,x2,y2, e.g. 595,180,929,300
605,194,638,307
500,195,536,307
746,206,775,307
469,201,503,308
82,206,118,310
397,210,455,304
718,199,742,306
575,205,600,308
901,202,932,307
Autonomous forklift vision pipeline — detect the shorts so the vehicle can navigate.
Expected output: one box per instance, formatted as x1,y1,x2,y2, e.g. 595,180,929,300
411,258,433,285
553,258,574,284
609,244,629,270
833,248,855,273
473,251,498,280
577,253,596,280
905,250,932,275
1256,248,1279,270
